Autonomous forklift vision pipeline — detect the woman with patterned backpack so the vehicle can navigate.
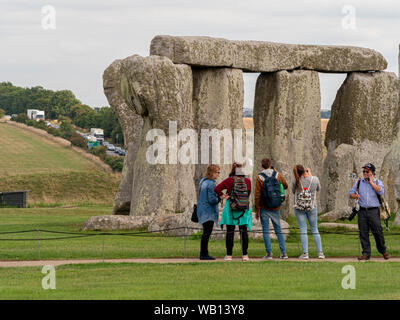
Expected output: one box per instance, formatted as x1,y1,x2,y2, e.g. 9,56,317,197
292,165,325,259
214,163,252,261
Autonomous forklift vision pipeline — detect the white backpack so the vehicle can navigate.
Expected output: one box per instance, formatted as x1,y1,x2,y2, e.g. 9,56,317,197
294,177,315,211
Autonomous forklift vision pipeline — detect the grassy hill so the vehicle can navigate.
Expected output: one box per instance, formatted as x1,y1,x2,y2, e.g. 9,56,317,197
0,122,120,206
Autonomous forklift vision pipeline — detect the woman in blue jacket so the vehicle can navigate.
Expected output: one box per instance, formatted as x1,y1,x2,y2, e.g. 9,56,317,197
197,164,221,260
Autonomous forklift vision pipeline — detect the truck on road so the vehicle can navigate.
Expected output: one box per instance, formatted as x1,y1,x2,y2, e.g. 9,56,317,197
90,128,104,144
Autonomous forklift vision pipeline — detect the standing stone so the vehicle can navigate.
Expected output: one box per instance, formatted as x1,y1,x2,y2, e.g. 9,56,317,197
119,55,196,216
323,71,399,219
192,68,245,191
320,144,357,220
380,130,400,222
253,70,322,220
103,59,144,215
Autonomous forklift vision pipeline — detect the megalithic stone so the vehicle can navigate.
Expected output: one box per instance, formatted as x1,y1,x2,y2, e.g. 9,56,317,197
119,55,196,216
150,35,387,73
103,59,144,215
192,68,245,191
322,71,399,220
253,70,322,220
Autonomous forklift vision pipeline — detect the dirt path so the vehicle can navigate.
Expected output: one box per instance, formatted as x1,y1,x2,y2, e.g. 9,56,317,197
0,257,399,268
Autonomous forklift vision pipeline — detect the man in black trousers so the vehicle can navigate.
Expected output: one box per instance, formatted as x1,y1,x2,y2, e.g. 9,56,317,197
349,163,390,260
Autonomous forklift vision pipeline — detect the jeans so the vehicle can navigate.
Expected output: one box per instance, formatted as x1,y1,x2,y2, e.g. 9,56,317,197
259,209,286,254
358,208,386,256
200,221,214,256
226,225,248,255
294,206,323,253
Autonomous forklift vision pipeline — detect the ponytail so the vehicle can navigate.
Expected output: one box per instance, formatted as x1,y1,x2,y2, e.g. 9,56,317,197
293,164,305,191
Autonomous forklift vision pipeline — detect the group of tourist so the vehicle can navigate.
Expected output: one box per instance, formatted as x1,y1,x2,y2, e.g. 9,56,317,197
196,158,390,261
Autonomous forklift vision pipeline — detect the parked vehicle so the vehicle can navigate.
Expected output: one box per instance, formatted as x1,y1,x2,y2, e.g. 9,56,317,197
107,144,116,151
90,128,104,144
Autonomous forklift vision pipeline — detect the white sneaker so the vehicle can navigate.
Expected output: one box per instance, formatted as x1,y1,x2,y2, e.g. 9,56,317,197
224,255,232,261
318,252,325,259
299,253,309,259
242,255,249,262
280,253,288,259
262,252,273,260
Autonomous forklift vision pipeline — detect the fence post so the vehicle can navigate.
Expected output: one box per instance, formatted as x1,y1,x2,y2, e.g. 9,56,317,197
36,229,41,260
184,226,187,259
294,227,301,256
102,233,105,262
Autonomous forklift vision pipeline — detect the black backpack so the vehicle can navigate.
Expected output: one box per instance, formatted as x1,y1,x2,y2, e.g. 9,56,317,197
259,171,282,208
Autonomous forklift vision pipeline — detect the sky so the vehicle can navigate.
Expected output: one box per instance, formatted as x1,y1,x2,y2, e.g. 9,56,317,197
1,0,399,110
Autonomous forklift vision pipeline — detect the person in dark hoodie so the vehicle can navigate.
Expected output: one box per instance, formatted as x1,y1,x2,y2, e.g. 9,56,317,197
255,158,289,259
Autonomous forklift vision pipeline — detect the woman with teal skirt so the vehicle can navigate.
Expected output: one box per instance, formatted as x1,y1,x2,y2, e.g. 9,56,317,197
214,163,252,261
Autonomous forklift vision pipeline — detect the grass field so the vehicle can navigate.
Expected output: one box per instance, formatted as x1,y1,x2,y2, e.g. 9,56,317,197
0,122,119,205
0,206,399,261
1,204,399,300
1,261,400,300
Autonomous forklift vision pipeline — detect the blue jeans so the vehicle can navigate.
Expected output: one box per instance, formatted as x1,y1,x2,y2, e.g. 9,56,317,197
259,209,286,254
294,206,323,253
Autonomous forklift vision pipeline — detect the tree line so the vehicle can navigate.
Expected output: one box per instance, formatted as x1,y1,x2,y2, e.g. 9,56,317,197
0,82,123,145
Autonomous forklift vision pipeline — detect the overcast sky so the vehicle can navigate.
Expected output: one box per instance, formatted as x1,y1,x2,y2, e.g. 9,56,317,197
1,0,399,110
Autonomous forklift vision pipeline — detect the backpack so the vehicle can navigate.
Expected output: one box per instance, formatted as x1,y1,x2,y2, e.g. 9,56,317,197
294,177,314,211
259,171,282,208
229,176,250,220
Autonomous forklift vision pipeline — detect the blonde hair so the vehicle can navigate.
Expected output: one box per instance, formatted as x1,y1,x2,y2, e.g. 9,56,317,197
204,164,220,180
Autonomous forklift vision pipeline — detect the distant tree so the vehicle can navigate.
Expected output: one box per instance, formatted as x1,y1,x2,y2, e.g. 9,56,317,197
60,119,74,140
47,127,62,137
14,113,29,123
33,120,48,131
0,83,80,119
70,132,87,148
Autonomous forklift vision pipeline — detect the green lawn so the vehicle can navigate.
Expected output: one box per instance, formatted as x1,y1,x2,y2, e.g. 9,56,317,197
1,261,400,299
0,122,119,205
0,206,399,261
0,123,95,175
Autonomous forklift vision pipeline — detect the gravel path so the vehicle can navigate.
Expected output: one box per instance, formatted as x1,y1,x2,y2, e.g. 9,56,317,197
0,257,399,268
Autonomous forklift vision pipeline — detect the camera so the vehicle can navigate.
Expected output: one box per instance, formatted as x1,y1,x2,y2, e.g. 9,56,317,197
348,207,359,221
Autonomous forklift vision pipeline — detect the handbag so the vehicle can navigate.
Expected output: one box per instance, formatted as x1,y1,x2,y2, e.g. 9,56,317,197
191,204,199,223
191,179,206,223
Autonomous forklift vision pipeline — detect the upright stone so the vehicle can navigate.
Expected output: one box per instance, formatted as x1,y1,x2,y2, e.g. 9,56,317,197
103,60,144,215
253,70,322,219
119,55,196,216
192,68,245,190
322,71,399,219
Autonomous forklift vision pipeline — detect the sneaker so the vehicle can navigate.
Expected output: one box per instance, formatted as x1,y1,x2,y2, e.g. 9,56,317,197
280,253,288,259
242,255,249,262
262,252,273,260
299,253,309,259
199,255,216,260
318,252,325,259
224,255,232,261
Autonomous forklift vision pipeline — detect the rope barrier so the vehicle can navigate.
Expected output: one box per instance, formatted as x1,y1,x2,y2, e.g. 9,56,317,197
0,225,397,241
